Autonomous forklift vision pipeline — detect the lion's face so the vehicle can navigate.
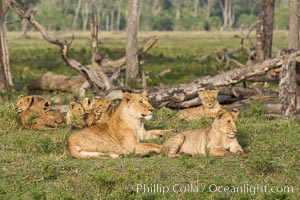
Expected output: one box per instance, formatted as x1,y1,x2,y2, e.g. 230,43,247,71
16,95,33,112
16,95,50,113
69,102,85,119
213,109,239,138
90,98,111,115
123,92,154,120
198,89,219,108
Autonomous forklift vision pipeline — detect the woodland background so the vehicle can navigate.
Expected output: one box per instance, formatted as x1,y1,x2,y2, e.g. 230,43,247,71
5,0,291,32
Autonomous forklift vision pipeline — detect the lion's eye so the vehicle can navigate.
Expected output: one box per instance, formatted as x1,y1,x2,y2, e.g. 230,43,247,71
227,120,231,124
139,100,144,105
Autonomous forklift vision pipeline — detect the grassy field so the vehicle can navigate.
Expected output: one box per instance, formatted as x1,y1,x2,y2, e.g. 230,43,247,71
1,30,299,199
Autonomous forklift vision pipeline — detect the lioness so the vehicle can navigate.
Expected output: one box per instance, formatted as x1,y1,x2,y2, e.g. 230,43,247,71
17,95,61,130
176,89,221,120
66,101,86,129
97,99,166,140
66,92,162,159
163,109,243,157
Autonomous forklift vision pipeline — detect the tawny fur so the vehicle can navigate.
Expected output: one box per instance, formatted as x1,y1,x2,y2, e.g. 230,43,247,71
82,97,111,126
176,89,222,120
16,95,50,112
96,100,167,140
17,96,61,130
46,109,64,125
163,109,244,157
66,92,162,159
66,101,86,129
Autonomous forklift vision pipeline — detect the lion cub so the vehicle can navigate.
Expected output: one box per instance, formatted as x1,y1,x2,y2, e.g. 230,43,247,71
163,109,243,157
16,95,63,130
176,89,221,120
66,101,86,129
82,97,111,126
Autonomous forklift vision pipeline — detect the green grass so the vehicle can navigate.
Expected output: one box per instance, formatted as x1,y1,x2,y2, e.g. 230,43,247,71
0,104,299,199
1,30,299,199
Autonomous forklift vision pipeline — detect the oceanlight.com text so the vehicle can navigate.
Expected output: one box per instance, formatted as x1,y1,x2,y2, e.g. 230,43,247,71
136,183,294,196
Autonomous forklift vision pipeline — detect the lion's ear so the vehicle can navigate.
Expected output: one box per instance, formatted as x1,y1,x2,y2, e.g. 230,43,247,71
18,95,24,99
82,97,90,107
216,109,226,119
212,89,219,97
24,96,34,107
231,109,239,121
122,92,131,102
27,96,33,102
198,89,205,98
142,91,148,97
44,101,50,108
70,101,76,109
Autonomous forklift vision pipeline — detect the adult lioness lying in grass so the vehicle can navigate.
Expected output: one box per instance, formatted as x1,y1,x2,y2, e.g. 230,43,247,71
176,89,222,120
163,109,243,157
79,96,167,140
66,92,162,159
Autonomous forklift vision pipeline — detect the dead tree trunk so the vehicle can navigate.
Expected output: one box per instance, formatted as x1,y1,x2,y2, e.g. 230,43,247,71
126,0,139,85
0,0,7,92
0,0,13,94
279,0,299,120
256,0,275,62
21,19,28,38
279,55,297,119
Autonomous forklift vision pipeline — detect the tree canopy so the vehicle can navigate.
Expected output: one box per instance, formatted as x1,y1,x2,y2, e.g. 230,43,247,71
4,0,289,32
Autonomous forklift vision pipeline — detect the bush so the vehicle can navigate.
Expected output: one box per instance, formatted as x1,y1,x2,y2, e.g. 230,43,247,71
236,14,258,28
152,15,174,31
208,16,222,30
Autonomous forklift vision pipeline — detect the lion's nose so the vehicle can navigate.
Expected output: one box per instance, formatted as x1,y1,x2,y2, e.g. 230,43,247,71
149,108,154,112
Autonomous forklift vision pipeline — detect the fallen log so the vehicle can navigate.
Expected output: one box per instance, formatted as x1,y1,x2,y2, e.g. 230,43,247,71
147,55,287,107
29,72,277,107
224,96,300,115
163,86,277,108
28,72,85,94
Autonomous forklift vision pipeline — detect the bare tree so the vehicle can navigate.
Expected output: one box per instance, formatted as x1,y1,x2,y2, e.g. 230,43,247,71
204,0,213,21
218,0,234,29
72,0,82,30
288,0,299,50
126,0,139,85
172,0,182,19
255,0,275,62
279,0,299,120
0,0,13,94
193,0,199,18
116,0,123,30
